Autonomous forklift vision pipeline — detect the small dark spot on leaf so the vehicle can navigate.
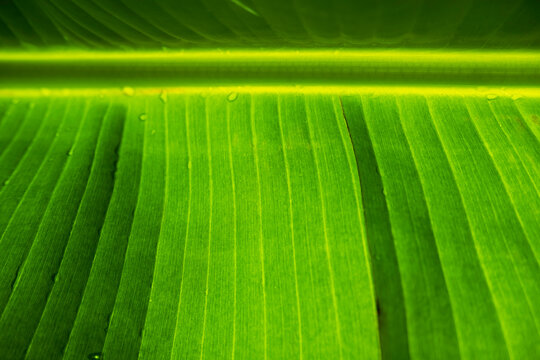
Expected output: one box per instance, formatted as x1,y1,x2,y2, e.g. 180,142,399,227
11,265,21,290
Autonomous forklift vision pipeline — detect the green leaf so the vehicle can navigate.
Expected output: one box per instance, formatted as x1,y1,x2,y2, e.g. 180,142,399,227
0,91,538,359
0,0,539,47
0,0,539,359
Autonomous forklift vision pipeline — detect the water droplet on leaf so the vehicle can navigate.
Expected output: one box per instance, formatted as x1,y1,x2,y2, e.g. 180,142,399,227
159,91,168,104
187,160,192,169
511,94,523,101
67,149,73,156
87,352,102,360
139,113,147,121
227,92,238,102
123,87,135,96
486,94,498,100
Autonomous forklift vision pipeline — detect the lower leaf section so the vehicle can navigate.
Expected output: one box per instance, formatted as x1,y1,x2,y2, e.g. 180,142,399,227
0,91,538,359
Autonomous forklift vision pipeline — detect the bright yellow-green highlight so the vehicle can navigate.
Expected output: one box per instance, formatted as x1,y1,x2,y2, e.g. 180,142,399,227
2,49,539,90
0,86,539,98
1,49,539,63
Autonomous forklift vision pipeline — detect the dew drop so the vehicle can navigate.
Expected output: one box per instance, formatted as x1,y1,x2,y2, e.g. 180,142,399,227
187,160,192,169
138,113,147,121
87,352,102,360
227,92,238,102
67,149,73,156
486,94,498,100
159,90,168,104
3,179,10,186
123,87,135,96
511,94,523,101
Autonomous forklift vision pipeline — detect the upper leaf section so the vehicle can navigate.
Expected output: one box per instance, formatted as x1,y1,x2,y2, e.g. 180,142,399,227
1,0,539,49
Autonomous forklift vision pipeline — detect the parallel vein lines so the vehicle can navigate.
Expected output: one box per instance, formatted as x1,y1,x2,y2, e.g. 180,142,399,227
342,94,411,360
425,96,538,358
26,101,120,359
398,98,507,358
303,96,344,359
11,1,49,46
0,101,66,241
334,95,380,357
2,1,538,47
10,100,102,359
0,93,538,359
46,1,115,47
0,100,90,313
461,100,540,334
227,101,238,360
62,99,143,358
249,94,268,360
474,100,540,259
396,99,463,359
199,98,213,360
462,106,533,243
170,96,193,360
277,95,303,360
0,102,31,157
0,101,51,188
0,99,78,288
360,94,461,359
486,102,540,197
